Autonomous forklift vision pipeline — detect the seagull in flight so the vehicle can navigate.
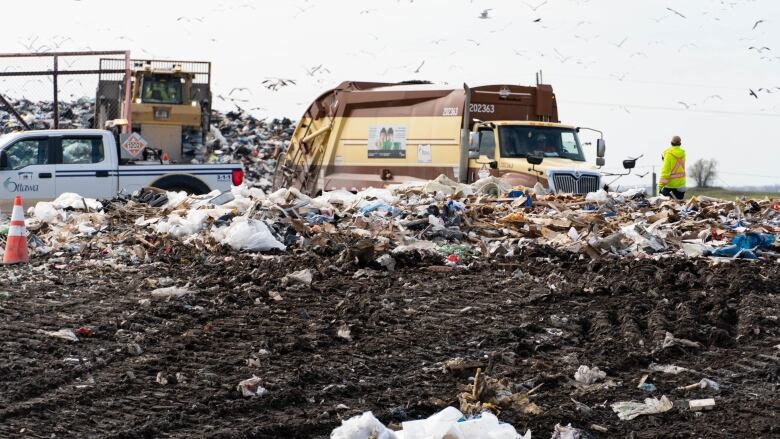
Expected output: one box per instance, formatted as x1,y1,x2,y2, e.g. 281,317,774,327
666,7,686,18
522,0,547,11
478,9,492,19
752,19,764,30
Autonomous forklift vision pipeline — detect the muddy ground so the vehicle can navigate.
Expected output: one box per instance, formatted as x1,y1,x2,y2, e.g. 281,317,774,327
1,245,779,438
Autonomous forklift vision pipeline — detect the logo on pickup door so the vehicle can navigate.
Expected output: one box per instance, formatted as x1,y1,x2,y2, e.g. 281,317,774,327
3,177,39,193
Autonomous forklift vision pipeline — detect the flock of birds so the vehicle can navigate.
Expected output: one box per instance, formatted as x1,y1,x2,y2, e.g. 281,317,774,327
1,0,777,113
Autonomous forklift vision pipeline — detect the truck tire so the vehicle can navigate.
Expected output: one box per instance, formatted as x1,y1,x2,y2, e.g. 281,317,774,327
151,175,210,195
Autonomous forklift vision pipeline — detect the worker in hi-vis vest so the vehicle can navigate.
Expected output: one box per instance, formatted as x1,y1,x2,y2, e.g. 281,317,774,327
658,135,686,200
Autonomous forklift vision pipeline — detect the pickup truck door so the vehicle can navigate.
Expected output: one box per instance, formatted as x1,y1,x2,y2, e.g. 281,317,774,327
0,136,56,209
51,134,117,199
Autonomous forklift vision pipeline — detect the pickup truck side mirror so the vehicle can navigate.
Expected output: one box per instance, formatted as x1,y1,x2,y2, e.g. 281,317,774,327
0,151,8,170
596,157,605,167
596,139,606,158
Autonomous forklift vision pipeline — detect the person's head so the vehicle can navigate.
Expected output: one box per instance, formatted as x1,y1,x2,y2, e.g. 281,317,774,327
534,133,547,146
387,127,394,141
671,135,682,146
379,128,387,142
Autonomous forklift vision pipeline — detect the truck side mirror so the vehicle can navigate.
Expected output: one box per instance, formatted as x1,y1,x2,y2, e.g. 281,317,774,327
527,152,544,165
622,158,636,169
596,157,605,167
0,151,7,170
596,139,606,158
469,132,479,151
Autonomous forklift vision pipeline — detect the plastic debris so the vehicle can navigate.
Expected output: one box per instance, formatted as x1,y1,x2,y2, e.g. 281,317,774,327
38,328,79,342
689,398,716,411
679,378,720,392
237,375,268,397
285,269,313,285
331,411,397,439
551,423,588,439
611,396,673,420
648,363,692,375
150,286,195,298
333,407,526,439
574,365,606,385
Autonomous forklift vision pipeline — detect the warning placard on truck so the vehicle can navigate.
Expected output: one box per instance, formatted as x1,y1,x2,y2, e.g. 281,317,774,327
121,132,148,158
368,125,406,158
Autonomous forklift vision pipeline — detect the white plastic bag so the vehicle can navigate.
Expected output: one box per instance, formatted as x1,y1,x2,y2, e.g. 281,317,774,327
331,411,397,439
212,218,285,251
33,202,63,223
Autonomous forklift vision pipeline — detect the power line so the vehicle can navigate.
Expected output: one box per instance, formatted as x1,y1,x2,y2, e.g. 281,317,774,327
560,100,780,117
719,170,780,180
554,73,748,91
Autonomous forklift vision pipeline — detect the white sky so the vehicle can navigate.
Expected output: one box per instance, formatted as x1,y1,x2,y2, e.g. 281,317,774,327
1,0,779,187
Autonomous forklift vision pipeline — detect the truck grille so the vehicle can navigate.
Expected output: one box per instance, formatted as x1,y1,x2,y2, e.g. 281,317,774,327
551,172,600,195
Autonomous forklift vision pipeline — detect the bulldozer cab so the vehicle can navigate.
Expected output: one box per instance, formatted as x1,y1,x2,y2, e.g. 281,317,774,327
95,58,212,164
137,72,187,105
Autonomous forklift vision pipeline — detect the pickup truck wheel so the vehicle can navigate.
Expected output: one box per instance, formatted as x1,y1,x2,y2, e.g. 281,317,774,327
151,175,210,195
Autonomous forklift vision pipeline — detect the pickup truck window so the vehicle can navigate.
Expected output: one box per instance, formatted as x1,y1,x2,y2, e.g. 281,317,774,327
2,138,50,170
62,137,105,164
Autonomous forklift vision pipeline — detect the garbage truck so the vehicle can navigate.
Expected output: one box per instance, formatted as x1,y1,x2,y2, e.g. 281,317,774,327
273,78,607,195
94,59,212,164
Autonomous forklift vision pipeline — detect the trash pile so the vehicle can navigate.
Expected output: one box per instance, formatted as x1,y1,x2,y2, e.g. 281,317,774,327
10,172,778,267
0,98,293,189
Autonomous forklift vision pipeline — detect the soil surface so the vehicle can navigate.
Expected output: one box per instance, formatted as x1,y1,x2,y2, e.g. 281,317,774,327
1,246,779,438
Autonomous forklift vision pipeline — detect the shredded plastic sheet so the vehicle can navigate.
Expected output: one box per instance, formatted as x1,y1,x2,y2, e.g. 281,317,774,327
211,218,285,251
332,407,527,439
611,395,673,420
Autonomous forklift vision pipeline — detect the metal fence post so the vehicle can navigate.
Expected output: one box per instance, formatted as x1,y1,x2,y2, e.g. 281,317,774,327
53,55,59,129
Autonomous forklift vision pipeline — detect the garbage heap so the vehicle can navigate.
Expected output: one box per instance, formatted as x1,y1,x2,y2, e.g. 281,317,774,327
9,174,780,265
0,98,293,190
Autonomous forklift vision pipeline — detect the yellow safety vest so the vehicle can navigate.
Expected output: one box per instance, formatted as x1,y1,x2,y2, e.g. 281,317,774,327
658,145,686,189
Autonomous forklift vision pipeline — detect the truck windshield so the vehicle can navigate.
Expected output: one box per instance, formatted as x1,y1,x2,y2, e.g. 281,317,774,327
141,75,183,104
498,126,585,161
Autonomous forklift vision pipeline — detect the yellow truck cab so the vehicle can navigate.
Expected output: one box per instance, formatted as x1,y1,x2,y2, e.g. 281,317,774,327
274,80,606,195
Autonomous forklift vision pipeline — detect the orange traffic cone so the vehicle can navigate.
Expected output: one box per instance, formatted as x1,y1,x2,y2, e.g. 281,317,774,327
4,195,29,264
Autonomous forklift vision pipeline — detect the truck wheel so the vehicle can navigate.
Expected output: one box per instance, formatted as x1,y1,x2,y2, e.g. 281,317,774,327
151,175,210,195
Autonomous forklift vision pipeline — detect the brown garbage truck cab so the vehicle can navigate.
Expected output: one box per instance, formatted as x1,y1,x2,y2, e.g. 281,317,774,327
273,81,606,195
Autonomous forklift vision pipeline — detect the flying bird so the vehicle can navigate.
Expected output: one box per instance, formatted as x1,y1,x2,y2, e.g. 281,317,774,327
749,88,759,99
748,46,770,53
752,19,764,30
478,9,492,19
677,101,692,109
532,18,542,23
466,38,481,46
413,60,425,73
702,94,723,103
610,72,628,81
229,87,251,96
612,37,628,48
666,7,686,18
262,78,296,91
522,0,548,11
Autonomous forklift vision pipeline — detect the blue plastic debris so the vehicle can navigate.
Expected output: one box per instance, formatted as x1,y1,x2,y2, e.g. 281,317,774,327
710,232,775,259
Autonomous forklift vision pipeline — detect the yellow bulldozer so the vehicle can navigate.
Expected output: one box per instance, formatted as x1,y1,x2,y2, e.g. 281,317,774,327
95,59,212,163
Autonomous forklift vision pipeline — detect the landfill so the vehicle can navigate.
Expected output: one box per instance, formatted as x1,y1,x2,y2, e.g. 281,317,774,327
1,102,780,438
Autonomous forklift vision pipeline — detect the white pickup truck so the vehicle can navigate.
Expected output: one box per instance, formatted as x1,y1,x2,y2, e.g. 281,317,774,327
0,129,243,209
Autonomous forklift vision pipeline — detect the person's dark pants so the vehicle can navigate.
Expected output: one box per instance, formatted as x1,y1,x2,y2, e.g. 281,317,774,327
660,187,685,200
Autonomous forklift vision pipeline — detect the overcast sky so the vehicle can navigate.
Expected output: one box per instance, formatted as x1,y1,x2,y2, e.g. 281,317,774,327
1,0,778,187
